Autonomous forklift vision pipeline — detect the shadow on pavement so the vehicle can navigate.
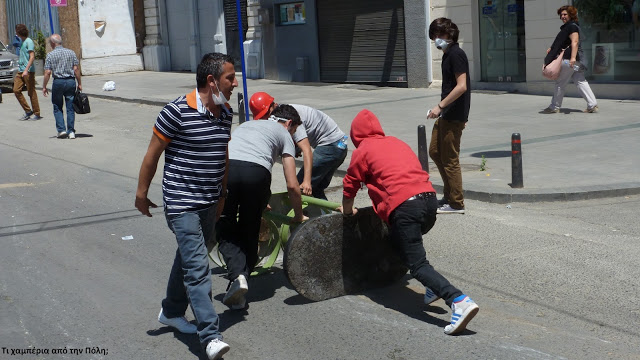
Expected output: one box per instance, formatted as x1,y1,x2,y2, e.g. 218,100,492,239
48,133,94,139
470,150,511,158
146,327,207,360
0,208,144,238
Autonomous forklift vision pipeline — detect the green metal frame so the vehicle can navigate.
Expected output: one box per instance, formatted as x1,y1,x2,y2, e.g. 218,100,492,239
209,194,340,276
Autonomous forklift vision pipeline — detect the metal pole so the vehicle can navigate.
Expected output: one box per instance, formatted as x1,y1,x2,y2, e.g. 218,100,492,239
235,0,250,122
300,195,340,210
47,1,54,35
511,133,523,188
238,92,245,124
418,125,429,172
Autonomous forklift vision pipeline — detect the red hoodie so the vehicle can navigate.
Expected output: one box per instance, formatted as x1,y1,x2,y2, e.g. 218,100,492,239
343,109,436,223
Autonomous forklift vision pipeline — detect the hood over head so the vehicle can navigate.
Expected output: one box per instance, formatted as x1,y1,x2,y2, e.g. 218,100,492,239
350,109,385,147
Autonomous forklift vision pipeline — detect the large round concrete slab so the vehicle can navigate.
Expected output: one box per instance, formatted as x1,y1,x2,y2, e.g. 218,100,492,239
284,207,407,301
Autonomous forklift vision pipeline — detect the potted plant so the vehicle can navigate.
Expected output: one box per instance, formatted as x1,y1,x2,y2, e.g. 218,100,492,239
33,30,47,76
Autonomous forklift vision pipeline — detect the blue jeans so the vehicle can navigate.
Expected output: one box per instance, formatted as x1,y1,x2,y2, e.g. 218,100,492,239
51,78,76,134
162,204,222,345
297,142,347,200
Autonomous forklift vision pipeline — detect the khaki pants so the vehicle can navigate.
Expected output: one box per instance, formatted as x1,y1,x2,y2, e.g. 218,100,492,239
429,118,465,209
13,72,40,116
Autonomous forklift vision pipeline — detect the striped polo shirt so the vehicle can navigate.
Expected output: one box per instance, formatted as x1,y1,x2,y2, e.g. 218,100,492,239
153,90,232,215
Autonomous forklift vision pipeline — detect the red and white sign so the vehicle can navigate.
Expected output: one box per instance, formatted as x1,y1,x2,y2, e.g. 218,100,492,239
50,0,67,7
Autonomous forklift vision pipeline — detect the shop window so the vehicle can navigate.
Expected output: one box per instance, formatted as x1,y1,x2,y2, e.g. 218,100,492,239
276,2,306,26
573,0,640,81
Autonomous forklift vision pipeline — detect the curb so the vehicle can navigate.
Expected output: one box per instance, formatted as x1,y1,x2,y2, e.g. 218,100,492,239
89,92,640,204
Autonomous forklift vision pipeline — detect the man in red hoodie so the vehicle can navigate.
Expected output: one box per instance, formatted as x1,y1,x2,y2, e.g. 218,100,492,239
339,109,479,335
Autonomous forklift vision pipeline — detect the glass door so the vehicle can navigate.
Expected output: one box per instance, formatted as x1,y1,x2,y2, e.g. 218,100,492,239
479,0,526,82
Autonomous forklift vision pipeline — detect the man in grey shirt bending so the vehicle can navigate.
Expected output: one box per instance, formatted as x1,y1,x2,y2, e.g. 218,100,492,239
249,92,348,200
216,104,307,311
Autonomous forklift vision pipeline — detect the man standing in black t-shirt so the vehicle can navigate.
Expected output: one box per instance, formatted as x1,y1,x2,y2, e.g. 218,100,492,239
427,17,471,214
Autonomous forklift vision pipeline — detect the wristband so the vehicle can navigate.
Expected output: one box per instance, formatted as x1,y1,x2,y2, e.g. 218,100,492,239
437,103,444,110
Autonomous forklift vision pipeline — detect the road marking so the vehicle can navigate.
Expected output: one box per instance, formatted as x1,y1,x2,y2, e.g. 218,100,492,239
0,182,36,189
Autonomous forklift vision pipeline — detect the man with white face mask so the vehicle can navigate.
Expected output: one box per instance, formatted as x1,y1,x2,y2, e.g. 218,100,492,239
135,53,237,360
427,17,471,215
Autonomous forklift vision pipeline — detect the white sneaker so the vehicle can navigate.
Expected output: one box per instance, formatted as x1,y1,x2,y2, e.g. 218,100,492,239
57,131,68,139
206,339,230,360
437,204,465,214
444,295,479,335
68,131,76,139
158,309,197,334
424,287,440,305
223,274,248,308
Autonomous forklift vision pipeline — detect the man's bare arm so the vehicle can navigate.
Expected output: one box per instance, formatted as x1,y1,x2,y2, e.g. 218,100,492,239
135,134,169,217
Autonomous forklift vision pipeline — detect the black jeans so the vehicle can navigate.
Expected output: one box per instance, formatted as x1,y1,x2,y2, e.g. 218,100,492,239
217,160,271,280
389,194,463,306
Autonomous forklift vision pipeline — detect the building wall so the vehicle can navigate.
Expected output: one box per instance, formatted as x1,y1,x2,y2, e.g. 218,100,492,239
0,0,8,45
58,0,82,61
273,0,320,82
524,0,570,83
403,0,429,88
77,0,143,75
429,0,475,82
133,0,146,53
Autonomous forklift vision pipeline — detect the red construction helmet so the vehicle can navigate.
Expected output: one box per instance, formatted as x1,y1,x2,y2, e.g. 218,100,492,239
249,92,275,120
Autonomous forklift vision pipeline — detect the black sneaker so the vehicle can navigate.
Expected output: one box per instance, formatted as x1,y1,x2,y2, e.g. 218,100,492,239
437,197,449,207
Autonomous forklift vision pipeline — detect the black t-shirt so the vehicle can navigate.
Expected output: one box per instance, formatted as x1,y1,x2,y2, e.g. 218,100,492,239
544,21,584,66
440,43,471,122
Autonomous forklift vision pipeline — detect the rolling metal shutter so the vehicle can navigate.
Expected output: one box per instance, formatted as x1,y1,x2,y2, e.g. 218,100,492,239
317,0,407,85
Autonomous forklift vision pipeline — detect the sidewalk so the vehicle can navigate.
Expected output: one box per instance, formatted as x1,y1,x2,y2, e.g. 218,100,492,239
61,71,640,203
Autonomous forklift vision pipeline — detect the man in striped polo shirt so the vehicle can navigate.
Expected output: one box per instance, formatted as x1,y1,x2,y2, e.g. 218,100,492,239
41,34,82,139
135,53,237,360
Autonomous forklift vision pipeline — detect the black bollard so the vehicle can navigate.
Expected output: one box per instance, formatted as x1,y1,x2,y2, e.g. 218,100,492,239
511,133,523,188
238,92,245,124
418,125,429,172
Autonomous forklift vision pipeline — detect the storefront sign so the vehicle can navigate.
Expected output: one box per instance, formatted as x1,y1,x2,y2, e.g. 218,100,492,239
278,2,306,26
50,0,67,6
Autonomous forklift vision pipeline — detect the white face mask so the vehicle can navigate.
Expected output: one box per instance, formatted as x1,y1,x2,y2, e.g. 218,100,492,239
435,38,451,51
211,80,228,106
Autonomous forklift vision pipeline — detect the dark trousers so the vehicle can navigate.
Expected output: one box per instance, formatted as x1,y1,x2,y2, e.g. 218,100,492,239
217,160,271,280
389,195,463,306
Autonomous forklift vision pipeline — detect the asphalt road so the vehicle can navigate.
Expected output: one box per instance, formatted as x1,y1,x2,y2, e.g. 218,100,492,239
1,96,639,359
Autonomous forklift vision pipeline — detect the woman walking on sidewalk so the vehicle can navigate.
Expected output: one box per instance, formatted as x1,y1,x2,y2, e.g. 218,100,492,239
543,5,598,114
